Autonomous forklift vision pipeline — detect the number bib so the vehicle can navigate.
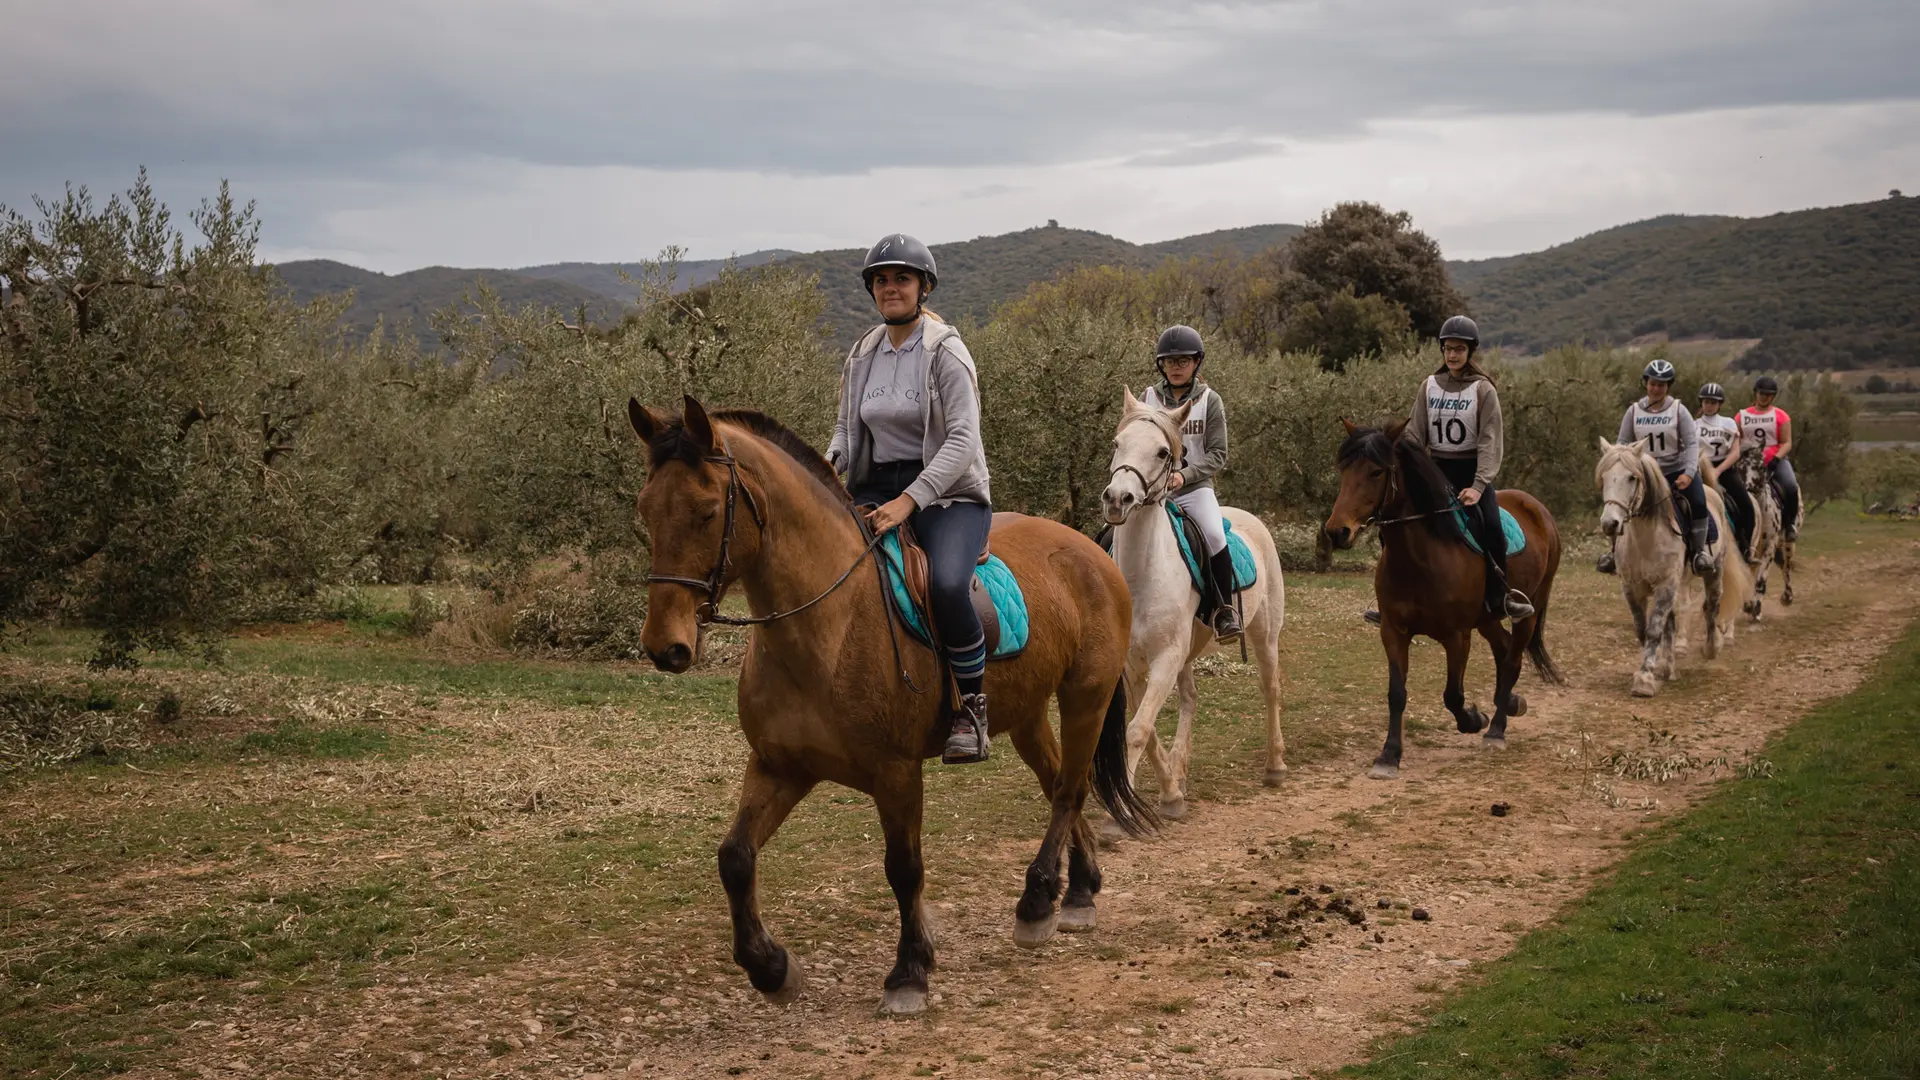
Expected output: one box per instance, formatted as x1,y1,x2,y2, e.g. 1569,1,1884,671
1146,384,1213,470
1630,401,1685,468
1424,375,1480,451
1698,414,1739,464
1739,407,1782,452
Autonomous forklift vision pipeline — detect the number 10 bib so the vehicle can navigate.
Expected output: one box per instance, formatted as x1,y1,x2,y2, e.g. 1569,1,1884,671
1425,375,1480,451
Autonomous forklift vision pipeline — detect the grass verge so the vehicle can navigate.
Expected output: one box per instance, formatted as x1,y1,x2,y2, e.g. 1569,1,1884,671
1346,617,1920,1079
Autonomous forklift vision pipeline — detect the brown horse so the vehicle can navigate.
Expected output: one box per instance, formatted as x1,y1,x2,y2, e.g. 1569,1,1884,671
1324,420,1565,779
628,396,1151,1017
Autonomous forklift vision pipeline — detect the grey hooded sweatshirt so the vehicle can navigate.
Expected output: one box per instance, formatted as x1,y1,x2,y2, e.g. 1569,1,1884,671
827,318,991,509
1408,367,1504,488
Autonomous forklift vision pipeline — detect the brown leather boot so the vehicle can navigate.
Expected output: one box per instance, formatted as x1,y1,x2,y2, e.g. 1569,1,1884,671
942,694,988,764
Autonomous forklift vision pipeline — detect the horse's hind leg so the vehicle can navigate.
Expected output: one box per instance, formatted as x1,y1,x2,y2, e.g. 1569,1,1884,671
1780,541,1795,606
1440,630,1487,736
872,763,936,1016
718,754,815,1005
1476,620,1519,749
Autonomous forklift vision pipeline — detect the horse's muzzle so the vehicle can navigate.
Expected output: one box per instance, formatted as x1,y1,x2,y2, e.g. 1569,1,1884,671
1325,524,1354,550
648,642,694,674
1101,487,1138,525
1600,516,1622,538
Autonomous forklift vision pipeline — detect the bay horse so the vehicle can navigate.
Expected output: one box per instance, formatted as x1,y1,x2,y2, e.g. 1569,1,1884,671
1597,438,1750,696
1728,442,1802,611
1100,387,1288,829
1324,420,1564,779
628,396,1152,1017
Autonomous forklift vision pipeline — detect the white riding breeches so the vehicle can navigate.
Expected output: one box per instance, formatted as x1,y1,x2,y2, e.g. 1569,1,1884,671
1172,486,1228,556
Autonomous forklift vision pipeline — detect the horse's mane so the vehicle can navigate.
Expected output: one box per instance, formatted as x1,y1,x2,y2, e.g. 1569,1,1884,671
1595,441,1669,518
1337,425,1458,518
647,408,853,508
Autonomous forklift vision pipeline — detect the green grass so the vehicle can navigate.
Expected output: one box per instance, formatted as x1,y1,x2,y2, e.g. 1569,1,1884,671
1347,619,1920,1079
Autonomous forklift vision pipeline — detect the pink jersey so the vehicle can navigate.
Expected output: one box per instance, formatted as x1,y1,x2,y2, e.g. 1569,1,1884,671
1738,406,1790,463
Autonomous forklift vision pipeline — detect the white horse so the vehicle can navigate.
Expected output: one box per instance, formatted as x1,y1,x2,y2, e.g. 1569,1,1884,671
1099,388,1286,832
1726,443,1802,612
1596,438,1750,696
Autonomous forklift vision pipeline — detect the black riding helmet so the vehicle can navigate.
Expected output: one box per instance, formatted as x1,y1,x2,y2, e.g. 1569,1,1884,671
1438,314,1480,356
1643,358,1677,384
862,234,938,326
1154,324,1205,382
1753,375,1780,395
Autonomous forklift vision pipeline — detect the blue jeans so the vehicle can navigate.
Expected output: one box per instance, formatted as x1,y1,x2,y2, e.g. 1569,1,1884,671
852,462,992,680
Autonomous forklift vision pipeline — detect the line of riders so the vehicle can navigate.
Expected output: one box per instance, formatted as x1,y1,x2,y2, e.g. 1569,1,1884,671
831,233,1801,768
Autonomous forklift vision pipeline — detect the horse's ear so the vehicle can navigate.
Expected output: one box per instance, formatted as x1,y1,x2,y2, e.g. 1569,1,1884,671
1636,435,1655,455
1170,398,1195,426
1341,417,1357,434
628,398,666,443
682,395,719,454
1597,435,1614,452
1122,385,1140,413
1385,417,1409,442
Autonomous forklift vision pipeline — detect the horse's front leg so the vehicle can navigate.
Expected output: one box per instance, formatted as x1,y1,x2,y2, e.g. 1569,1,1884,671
1104,650,1181,842
1370,626,1414,780
1163,664,1200,818
872,762,935,1016
1631,582,1675,697
718,753,815,1004
1440,630,1486,735
1700,563,1724,659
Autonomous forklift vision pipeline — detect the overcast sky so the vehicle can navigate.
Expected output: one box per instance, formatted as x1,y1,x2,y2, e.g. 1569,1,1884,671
5,1,1917,271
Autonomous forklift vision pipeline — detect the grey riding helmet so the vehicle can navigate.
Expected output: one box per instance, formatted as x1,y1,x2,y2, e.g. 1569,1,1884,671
1154,324,1205,377
1643,358,1677,384
1438,314,1480,356
861,234,938,295
1698,382,1726,402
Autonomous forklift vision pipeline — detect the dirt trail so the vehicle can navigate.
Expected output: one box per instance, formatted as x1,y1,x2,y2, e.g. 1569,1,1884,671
132,536,1918,1080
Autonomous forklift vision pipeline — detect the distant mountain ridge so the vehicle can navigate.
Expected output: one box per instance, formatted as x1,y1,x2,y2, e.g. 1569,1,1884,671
277,196,1919,368
1450,198,1920,368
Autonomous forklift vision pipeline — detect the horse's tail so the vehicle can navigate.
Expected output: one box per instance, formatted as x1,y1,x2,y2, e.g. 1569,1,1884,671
1528,605,1566,685
1091,678,1158,838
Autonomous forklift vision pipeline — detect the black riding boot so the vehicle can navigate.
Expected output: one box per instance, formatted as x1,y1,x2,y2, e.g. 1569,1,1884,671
1596,545,1617,575
1206,547,1243,640
1689,519,1712,575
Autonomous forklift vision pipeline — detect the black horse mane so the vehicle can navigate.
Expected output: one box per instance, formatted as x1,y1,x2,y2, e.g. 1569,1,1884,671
648,408,853,507
1336,425,1459,519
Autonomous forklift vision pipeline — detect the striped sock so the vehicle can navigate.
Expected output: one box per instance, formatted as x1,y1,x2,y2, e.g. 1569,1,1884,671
946,633,988,681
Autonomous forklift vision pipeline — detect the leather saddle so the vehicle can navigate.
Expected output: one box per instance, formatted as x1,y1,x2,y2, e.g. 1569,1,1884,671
886,518,1001,657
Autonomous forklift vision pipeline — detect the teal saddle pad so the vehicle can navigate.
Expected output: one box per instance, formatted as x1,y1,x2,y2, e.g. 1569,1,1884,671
1451,506,1527,557
877,532,1029,659
1166,502,1257,594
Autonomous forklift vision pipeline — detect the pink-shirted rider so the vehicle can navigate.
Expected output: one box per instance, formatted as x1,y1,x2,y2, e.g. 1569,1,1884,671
1736,375,1800,541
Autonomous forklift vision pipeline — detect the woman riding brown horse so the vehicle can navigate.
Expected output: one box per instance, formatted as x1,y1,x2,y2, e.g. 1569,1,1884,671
629,396,1151,1017
1325,419,1564,778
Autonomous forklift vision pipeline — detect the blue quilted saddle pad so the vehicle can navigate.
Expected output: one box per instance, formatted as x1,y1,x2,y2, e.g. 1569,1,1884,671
1451,505,1528,557
1165,502,1257,594
877,532,1029,659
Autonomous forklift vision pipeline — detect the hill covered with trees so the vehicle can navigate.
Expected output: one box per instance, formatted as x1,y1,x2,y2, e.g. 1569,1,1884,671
1451,194,1920,369
275,260,626,343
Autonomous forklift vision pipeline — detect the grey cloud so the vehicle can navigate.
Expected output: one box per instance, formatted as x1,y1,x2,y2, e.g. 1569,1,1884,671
4,0,1916,187
1122,139,1286,168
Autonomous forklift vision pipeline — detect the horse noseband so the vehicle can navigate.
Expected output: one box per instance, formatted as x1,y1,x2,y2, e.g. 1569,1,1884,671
646,451,765,624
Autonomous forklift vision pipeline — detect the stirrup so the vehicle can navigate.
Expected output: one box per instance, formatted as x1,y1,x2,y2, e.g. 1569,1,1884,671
1691,550,1713,575
942,694,989,764
1595,552,1616,575
1361,609,1381,626
1211,604,1243,641
1503,589,1535,621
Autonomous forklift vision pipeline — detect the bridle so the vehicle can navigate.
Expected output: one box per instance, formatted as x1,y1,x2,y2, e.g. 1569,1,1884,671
645,447,889,629
1349,444,1459,532
1108,412,1178,507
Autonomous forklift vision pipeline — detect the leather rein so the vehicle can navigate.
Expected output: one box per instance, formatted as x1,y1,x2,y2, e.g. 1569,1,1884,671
646,450,887,628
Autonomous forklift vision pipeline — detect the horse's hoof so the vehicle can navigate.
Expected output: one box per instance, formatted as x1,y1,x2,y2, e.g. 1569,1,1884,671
1013,911,1059,949
877,984,927,1017
762,955,805,1006
1755,580,1767,595
1781,592,1794,606
1482,736,1507,751
1159,798,1188,822
1507,694,1528,717
1057,904,1098,933
1630,676,1660,698
1367,763,1399,781
1096,816,1129,848
1263,767,1289,787
1456,709,1487,735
